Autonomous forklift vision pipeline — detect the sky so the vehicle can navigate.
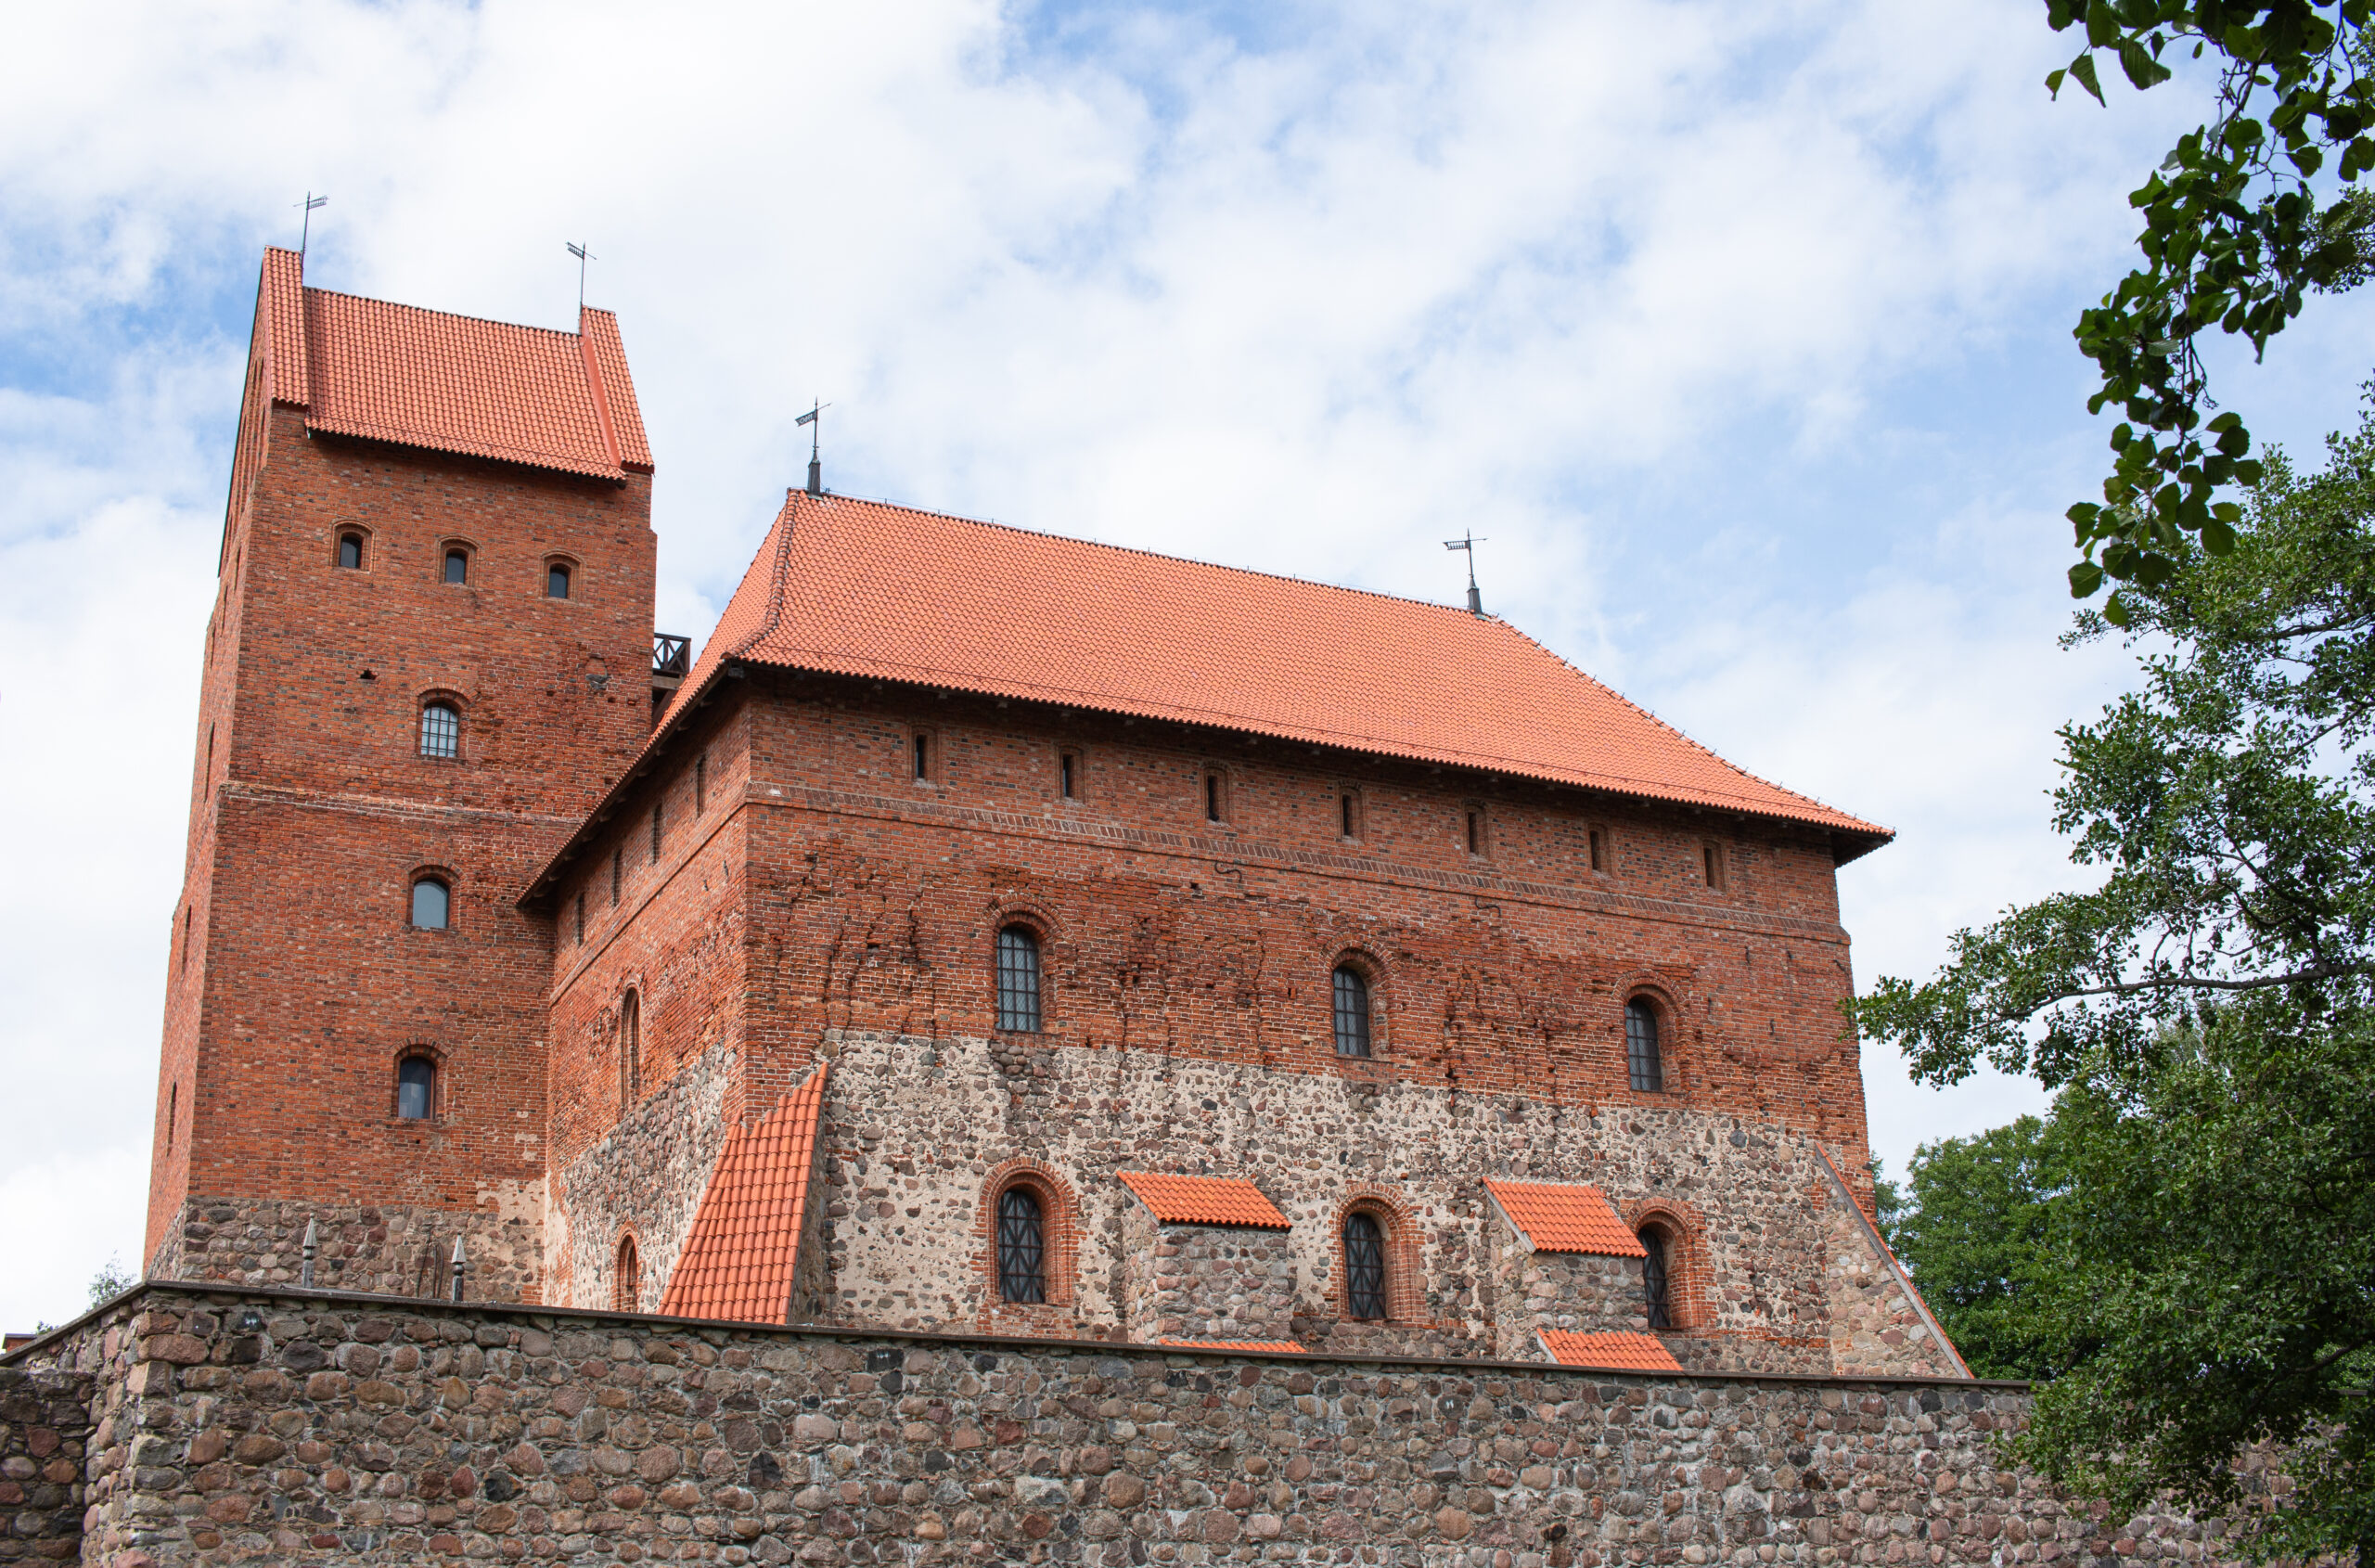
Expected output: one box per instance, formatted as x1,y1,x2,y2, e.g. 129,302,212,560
5,0,2371,1331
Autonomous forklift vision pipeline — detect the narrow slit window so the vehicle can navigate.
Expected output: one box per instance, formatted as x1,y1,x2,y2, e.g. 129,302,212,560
336,533,365,570
1466,809,1483,855
913,732,931,782
1341,790,1358,840
649,803,663,863
419,701,460,759
1589,828,1605,872
180,906,193,972
610,848,622,906
396,1057,434,1121
615,1234,641,1313
1059,751,1078,801
995,926,1042,1032
1625,998,1663,1093
443,549,469,585
997,1186,1046,1304
574,893,585,946
546,562,571,599
1205,771,1224,823
1702,842,1726,890
1641,1229,1674,1329
167,1082,176,1145
695,755,707,813
1344,1212,1387,1319
410,878,450,931
1332,965,1372,1058
620,992,641,1111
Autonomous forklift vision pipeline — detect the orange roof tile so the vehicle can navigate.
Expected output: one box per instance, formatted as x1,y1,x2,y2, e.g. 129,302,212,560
658,492,1884,842
1156,1340,1305,1354
1539,1330,1684,1372
1118,1171,1291,1228
1484,1179,1646,1257
248,247,650,482
657,1064,828,1323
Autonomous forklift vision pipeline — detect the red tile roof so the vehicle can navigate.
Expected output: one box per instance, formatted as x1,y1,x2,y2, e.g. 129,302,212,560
1156,1340,1305,1354
657,1064,828,1323
651,491,1886,845
1538,1330,1684,1372
1483,1179,1646,1257
1118,1171,1291,1228
250,246,651,482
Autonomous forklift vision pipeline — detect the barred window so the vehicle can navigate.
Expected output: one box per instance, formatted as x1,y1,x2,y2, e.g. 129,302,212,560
1625,998,1663,1093
997,1187,1046,1304
410,878,450,930
396,1056,434,1121
995,926,1041,1032
1344,1211,1387,1319
419,701,459,759
1332,965,1372,1058
1641,1228,1674,1329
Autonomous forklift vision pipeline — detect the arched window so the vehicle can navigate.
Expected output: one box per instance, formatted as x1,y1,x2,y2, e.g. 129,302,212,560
996,1186,1046,1303
419,701,459,759
336,532,365,570
396,1056,434,1120
1332,965,1372,1058
1625,997,1663,1093
546,561,571,599
619,991,641,1111
995,926,1041,1032
1343,1211,1387,1319
443,548,469,585
410,877,450,931
614,1233,641,1312
1640,1227,1674,1329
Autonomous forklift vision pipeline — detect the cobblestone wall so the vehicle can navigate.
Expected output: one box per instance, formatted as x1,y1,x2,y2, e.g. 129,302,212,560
7,1283,2255,1568
1487,1219,1651,1360
555,1043,738,1312
1118,1212,1297,1343
149,1192,544,1305
0,1364,91,1563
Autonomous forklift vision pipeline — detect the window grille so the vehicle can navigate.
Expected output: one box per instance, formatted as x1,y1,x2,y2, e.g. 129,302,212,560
547,563,571,599
411,879,450,931
396,1057,434,1120
995,926,1041,1032
1344,1211,1387,1319
1332,966,1372,1058
1642,1229,1674,1329
419,701,459,759
1625,998,1662,1093
337,533,364,570
997,1187,1046,1303
443,549,468,585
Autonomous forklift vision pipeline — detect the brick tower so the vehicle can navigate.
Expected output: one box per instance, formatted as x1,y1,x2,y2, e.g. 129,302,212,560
146,249,661,1300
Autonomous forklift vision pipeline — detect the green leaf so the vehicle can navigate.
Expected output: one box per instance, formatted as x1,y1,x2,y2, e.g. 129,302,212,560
2048,67,2069,98
2070,51,2107,106
2070,559,2107,597
2200,515,2237,555
2100,590,2133,626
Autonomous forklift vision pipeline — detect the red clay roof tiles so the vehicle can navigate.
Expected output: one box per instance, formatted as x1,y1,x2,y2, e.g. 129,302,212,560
250,247,649,482
657,1064,828,1324
648,492,1888,845
1484,1179,1646,1257
1156,1340,1305,1354
1538,1330,1684,1372
1118,1171,1291,1228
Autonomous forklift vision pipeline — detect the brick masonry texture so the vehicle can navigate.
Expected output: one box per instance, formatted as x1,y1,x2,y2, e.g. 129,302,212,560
6,1284,2262,1567
0,1366,91,1562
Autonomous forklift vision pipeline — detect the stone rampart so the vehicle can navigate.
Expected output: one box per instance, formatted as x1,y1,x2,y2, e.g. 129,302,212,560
0,1362,91,1563
3,1282,2258,1567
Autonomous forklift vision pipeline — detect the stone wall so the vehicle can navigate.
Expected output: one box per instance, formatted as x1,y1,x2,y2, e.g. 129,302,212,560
149,1193,544,1305
1817,1163,1963,1380
554,1043,738,1313
1486,1215,1654,1361
0,1364,90,1562
1117,1213,1296,1343
7,1282,2258,1568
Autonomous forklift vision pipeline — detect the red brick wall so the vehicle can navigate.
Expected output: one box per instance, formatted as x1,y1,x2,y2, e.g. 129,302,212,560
148,375,657,1293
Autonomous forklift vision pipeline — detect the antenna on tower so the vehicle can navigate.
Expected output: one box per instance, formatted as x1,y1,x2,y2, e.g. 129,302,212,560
566,242,594,311
296,193,328,264
796,399,831,495
1444,532,1488,616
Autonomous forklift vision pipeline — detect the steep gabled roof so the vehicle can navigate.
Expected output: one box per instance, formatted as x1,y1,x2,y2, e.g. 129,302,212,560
1483,1179,1646,1257
252,246,651,482
657,1064,828,1324
1538,1330,1684,1372
1118,1171,1292,1228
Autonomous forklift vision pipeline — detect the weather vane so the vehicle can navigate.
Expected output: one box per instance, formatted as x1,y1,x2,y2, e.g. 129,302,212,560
1444,532,1487,616
797,399,831,496
566,242,594,311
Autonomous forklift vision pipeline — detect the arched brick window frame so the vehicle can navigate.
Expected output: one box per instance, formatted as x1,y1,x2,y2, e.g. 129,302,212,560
1624,1199,1709,1332
974,1159,1079,1326
1611,975,1688,1098
390,1044,447,1123
543,553,581,601
1325,945,1393,1060
985,901,1058,1034
330,524,373,571
613,1229,643,1313
1325,1189,1425,1323
617,988,643,1114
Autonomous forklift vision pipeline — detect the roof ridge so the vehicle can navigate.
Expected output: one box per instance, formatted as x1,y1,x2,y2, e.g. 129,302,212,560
301,284,587,344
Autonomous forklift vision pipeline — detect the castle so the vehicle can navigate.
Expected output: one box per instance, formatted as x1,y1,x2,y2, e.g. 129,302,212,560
146,247,1962,1382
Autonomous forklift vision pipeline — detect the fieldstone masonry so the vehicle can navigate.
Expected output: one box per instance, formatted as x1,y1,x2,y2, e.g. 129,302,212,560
1118,1209,1297,1344
148,1196,543,1306
1487,1221,1650,1362
6,1283,2256,1568
556,1046,740,1314
0,1365,91,1562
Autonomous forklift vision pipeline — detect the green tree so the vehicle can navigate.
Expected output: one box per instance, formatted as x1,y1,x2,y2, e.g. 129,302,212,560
2039,1,2375,618
1886,1118,2065,1380
87,1255,134,1309
1856,395,2375,1561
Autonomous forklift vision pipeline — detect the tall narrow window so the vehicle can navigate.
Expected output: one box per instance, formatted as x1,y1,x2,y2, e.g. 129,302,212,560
396,1057,434,1121
1625,998,1663,1093
1204,771,1225,823
695,755,707,812
649,803,663,863
995,926,1042,1032
410,877,450,931
180,906,193,972
996,1187,1046,1304
620,992,641,1111
1701,841,1727,890
167,1082,176,1145
443,549,469,585
615,1234,641,1313
1466,808,1484,856
1340,790,1359,840
610,848,622,906
1332,965,1372,1058
574,893,585,946
546,562,571,599
1589,828,1605,872
1344,1211,1387,1319
336,532,365,570
1641,1228,1674,1329
1059,751,1079,801
912,731,931,782
419,701,460,759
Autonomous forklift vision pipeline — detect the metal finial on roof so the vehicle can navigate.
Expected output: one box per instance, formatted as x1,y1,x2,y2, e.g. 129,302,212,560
296,193,328,266
797,399,831,495
566,242,595,311
1444,532,1488,616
